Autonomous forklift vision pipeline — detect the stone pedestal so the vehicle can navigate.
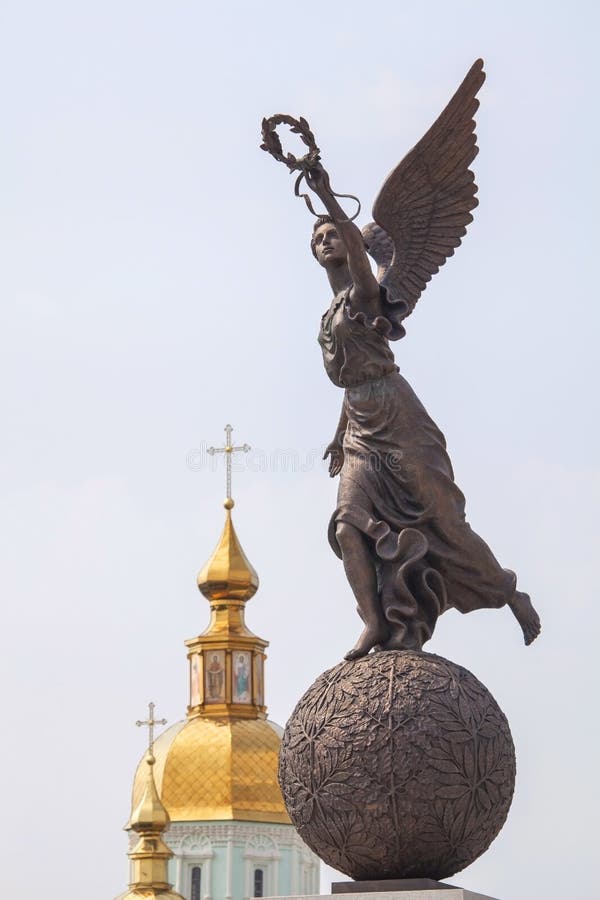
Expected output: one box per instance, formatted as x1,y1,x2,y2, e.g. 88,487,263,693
332,880,476,892
270,892,498,900
271,883,499,900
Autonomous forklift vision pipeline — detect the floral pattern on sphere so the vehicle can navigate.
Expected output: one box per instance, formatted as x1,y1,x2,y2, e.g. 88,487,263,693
278,650,516,881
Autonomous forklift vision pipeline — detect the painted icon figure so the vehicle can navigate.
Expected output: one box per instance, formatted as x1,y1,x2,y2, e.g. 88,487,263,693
233,653,250,703
207,653,225,701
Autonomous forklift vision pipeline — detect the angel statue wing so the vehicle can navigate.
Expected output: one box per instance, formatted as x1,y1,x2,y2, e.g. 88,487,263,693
362,59,486,319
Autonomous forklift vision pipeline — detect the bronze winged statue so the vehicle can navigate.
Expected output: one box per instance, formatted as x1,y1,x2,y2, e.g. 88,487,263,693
262,59,540,660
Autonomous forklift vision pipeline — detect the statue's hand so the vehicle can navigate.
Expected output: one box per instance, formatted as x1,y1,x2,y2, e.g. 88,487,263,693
323,441,344,478
305,163,331,200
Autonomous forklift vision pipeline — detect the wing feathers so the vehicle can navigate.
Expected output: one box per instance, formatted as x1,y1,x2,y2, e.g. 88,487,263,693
432,214,473,227
371,59,485,316
434,195,478,213
421,249,448,266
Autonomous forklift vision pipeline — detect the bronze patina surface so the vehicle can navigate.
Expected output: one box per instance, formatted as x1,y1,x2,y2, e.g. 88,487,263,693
262,60,541,661
332,879,457,892
263,60,538,888
278,651,515,881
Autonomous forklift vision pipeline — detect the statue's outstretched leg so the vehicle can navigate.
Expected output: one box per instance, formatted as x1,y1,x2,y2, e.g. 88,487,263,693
507,591,541,645
335,521,389,660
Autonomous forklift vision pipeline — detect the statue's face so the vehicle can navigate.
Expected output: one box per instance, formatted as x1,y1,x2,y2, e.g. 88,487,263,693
313,223,347,267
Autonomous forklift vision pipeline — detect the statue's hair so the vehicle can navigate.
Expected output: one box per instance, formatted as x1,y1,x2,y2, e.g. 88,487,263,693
310,215,336,259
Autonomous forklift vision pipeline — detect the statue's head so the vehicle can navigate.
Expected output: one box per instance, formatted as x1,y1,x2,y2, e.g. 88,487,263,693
311,216,370,270
311,215,348,266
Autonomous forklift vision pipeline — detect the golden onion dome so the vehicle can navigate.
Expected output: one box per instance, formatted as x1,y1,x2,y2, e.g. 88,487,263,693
197,503,259,603
130,715,290,825
129,752,170,834
118,747,186,900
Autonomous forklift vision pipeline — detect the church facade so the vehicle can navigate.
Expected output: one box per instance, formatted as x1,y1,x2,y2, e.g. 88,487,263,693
163,819,318,899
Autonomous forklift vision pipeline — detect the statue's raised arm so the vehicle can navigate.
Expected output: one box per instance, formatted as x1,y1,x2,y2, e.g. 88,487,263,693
305,163,380,313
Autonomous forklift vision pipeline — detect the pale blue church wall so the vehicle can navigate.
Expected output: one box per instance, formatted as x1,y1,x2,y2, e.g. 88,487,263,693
164,819,320,899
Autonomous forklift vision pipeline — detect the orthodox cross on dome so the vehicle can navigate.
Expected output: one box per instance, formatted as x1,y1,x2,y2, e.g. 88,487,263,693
136,701,167,755
207,424,251,506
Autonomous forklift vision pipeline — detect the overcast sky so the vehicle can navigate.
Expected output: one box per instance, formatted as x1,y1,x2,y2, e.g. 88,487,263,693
1,2,598,899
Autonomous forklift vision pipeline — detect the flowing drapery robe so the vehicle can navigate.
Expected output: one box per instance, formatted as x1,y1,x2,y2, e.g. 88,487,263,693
318,287,517,649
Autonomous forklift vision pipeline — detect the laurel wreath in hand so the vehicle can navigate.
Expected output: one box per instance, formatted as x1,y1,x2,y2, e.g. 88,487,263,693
260,114,321,173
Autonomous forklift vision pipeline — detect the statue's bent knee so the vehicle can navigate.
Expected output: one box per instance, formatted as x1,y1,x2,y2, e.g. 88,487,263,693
336,520,359,551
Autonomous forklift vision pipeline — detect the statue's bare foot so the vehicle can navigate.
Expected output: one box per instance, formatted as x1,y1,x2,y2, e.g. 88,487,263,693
344,624,389,661
508,591,541,645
